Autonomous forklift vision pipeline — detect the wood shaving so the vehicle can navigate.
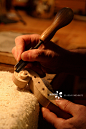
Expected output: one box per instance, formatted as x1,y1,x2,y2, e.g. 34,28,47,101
0,71,39,129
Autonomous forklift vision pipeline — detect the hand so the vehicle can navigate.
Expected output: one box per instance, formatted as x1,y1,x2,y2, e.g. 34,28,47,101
12,34,86,77
12,34,69,77
42,99,86,129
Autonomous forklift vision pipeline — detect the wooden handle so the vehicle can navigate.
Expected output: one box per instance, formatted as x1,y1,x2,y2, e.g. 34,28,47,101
40,7,74,42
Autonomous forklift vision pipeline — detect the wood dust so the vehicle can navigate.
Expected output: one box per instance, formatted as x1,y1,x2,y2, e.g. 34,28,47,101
0,71,39,129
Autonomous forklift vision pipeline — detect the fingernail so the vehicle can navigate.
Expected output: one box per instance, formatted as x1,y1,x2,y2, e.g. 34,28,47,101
55,98,64,104
42,107,46,112
55,99,61,104
21,52,26,60
42,107,45,111
21,52,29,61
56,99,61,102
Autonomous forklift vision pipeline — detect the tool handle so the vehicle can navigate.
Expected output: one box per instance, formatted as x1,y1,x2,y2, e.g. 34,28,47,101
14,40,43,72
40,7,74,42
15,7,74,72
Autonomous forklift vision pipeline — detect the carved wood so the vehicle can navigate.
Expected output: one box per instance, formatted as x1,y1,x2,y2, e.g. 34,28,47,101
12,69,71,119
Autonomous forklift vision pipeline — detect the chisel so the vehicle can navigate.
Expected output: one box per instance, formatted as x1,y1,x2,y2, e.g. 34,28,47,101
14,7,74,73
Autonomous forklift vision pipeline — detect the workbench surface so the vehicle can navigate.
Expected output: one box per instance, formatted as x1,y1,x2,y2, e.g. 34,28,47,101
0,10,86,50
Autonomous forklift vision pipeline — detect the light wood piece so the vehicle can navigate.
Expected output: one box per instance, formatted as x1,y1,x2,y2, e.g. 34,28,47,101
13,69,71,119
0,52,16,65
12,70,31,88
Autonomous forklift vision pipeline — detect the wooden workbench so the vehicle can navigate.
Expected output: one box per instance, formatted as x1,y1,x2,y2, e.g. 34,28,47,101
0,10,86,106
0,10,86,50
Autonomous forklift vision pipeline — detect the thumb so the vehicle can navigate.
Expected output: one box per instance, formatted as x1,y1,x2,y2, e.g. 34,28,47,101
55,99,78,116
21,49,46,62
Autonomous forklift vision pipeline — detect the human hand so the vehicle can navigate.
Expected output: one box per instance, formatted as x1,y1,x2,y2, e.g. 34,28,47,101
12,34,69,77
42,99,86,129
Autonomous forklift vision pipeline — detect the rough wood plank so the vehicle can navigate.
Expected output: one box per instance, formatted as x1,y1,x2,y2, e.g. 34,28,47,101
0,52,17,65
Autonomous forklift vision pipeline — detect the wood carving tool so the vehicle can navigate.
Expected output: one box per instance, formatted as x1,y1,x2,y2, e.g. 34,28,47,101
14,7,74,73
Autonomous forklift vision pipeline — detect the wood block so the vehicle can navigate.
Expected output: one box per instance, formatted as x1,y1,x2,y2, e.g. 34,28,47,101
0,52,17,65
0,31,22,65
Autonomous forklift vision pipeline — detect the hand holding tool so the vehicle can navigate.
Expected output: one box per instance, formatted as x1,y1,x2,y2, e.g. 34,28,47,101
14,7,74,72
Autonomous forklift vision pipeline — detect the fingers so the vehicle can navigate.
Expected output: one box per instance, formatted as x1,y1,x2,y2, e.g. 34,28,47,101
15,34,40,48
42,104,86,129
26,62,46,77
12,46,18,61
55,99,79,116
21,49,44,62
31,66,46,78
70,48,86,54
21,48,57,62
42,107,64,128
12,34,40,61
21,48,59,74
